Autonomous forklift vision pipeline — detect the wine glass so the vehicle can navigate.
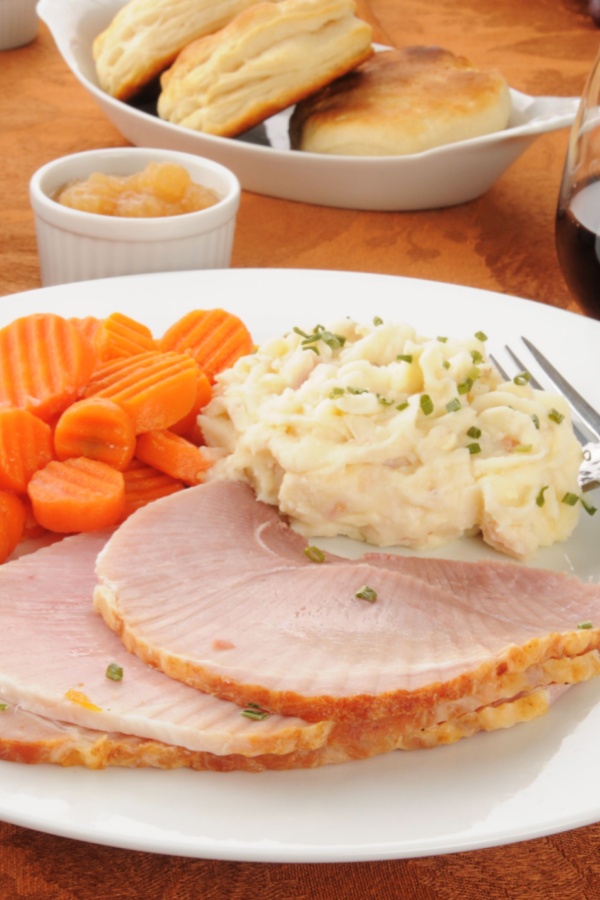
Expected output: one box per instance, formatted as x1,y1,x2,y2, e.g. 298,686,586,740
555,47,600,319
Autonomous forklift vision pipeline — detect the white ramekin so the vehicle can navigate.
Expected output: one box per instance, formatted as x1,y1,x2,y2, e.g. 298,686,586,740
0,0,38,50
29,147,241,286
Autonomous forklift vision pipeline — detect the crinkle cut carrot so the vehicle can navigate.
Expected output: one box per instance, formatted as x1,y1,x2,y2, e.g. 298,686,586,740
169,367,212,442
69,316,101,347
0,313,95,422
27,457,125,533
158,308,254,383
83,351,198,433
0,491,26,563
0,407,54,494
20,495,48,541
135,430,213,485
54,397,136,471
120,459,184,520
93,312,158,362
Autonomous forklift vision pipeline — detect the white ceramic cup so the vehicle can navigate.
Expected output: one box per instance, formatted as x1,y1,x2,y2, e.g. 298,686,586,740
30,147,241,286
0,0,38,50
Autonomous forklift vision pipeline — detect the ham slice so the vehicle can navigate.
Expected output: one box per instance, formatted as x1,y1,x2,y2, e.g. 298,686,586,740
0,485,589,771
0,686,568,769
0,531,568,771
94,481,600,725
0,532,330,758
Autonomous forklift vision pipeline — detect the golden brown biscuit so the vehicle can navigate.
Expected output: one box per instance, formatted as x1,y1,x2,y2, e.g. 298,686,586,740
289,46,512,156
93,0,263,101
157,0,373,137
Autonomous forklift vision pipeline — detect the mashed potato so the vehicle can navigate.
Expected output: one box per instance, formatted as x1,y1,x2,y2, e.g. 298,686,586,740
199,317,583,559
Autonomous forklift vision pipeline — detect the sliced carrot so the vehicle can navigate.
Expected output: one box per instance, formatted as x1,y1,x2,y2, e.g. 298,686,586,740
159,308,254,383
135,430,213,485
0,491,26,563
70,316,101,347
93,312,158,362
83,351,198,433
120,459,184,520
53,397,136,471
0,408,54,494
19,495,48,541
27,457,125,533
169,367,213,442
0,313,95,422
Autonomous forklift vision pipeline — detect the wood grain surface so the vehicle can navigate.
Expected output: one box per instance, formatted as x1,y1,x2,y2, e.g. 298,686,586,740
1,1,600,897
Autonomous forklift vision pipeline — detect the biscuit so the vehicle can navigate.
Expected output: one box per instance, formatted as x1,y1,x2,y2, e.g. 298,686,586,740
289,46,512,156
93,0,262,100
157,0,373,138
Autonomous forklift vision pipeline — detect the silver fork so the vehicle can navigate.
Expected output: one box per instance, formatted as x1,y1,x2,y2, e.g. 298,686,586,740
489,338,600,493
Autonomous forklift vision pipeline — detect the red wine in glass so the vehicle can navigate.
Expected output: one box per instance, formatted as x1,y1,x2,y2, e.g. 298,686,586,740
555,178,600,319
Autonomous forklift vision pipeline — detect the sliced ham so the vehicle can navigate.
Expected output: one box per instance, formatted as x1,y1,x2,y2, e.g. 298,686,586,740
0,483,590,771
0,532,330,757
94,481,600,724
0,696,336,772
0,528,555,772
0,685,568,770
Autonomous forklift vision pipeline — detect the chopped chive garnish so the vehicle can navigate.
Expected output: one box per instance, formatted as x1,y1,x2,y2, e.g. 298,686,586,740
560,491,597,514
355,585,377,602
329,387,345,398
536,486,549,507
548,408,565,424
347,386,368,395
304,545,325,563
466,426,481,439
396,401,409,411
470,350,484,364
437,336,448,343
562,492,579,506
0,703,7,712
581,497,597,516
446,398,461,413
577,621,593,629
396,354,413,363
457,378,473,395
467,442,481,455
377,395,394,406
513,371,531,386
475,331,488,342
531,414,540,430
443,360,451,370
373,316,383,326
105,662,124,682
420,394,434,415
293,325,346,353
513,444,533,453
241,703,270,721
318,330,346,350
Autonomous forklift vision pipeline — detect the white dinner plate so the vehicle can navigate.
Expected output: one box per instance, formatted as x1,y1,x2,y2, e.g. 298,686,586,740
1,268,599,862
36,0,579,210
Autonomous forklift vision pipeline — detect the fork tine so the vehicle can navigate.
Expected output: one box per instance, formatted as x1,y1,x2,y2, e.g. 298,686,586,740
521,337,600,442
504,347,544,390
488,354,509,381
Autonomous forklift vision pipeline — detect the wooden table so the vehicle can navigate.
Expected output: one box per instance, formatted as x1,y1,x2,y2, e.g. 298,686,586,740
1,1,600,897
